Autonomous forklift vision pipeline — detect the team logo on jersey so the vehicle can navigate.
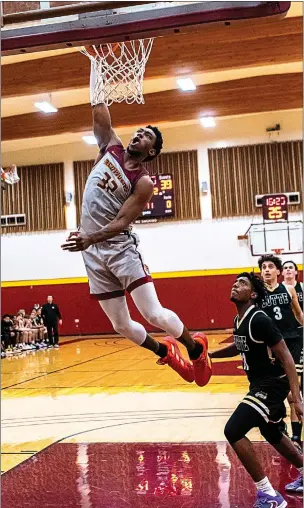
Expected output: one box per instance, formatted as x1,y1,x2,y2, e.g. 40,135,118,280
234,335,249,352
261,293,289,307
255,391,268,400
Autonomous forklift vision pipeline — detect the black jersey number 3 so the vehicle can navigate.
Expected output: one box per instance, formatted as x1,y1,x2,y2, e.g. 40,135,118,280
273,306,283,320
97,172,118,193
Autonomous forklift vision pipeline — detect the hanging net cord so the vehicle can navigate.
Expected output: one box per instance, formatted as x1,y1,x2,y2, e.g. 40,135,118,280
81,39,154,106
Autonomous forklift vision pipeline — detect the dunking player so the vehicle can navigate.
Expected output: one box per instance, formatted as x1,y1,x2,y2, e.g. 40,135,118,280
282,259,303,444
61,61,211,387
258,254,303,441
209,272,303,507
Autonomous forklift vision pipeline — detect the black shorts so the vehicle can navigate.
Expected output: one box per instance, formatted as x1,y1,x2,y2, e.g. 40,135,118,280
242,376,290,423
286,336,303,374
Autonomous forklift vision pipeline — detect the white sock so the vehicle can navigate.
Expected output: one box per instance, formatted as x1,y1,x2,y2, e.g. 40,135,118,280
255,477,276,496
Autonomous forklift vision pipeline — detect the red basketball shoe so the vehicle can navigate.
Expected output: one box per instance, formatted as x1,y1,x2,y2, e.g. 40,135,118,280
156,337,194,383
191,333,212,387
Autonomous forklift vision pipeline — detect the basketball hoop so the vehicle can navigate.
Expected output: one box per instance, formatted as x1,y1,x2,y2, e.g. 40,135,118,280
81,39,154,106
1,165,20,186
271,248,284,256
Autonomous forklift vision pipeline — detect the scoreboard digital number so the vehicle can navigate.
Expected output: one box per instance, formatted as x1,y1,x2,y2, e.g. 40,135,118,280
136,174,174,222
261,194,288,221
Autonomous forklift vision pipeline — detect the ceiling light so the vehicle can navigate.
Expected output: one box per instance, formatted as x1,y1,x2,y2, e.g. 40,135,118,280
200,117,216,128
34,101,58,113
82,135,98,145
177,78,196,91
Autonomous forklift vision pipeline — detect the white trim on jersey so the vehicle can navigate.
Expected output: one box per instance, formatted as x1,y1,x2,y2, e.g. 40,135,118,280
242,400,269,422
281,282,293,299
244,395,270,414
236,305,256,329
282,281,303,290
248,310,266,344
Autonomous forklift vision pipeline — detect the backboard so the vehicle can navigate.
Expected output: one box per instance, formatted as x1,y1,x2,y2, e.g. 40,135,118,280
1,1,291,55
245,220,303,256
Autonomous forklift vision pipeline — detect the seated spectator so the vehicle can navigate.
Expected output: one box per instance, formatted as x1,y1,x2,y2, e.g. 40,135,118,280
36,307,48,341
24,314,37,350
1,314,16,355
30,309,47,348
15,309,32,351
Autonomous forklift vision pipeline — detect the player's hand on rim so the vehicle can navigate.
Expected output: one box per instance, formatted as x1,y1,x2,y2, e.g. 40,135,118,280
61,231,93,252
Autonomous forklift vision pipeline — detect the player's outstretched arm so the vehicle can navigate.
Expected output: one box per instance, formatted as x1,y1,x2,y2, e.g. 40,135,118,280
93,104,121,151
90,62,121,151
209,342,238,359
288,285,303,326
61,176,154,251
272,340,303,421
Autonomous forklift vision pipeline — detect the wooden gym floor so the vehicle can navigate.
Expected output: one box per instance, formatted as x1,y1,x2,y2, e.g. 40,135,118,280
2,334,302,507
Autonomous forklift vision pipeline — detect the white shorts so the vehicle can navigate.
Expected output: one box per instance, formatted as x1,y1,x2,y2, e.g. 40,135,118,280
82,233,152,300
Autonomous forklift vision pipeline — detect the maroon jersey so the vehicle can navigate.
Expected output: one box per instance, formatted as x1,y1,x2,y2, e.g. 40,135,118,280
81,144,149,234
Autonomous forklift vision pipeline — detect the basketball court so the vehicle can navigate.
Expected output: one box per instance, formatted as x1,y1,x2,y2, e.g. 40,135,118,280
1,1,303,507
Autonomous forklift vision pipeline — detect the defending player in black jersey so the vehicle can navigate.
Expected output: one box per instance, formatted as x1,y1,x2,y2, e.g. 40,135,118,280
259,254,303,445
282,259,303,443
283,260,303,310
209,273,303,507
258,255,303,340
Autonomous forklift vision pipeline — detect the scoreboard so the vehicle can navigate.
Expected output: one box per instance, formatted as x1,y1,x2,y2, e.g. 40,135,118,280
261,194,288,221
136,174,174,222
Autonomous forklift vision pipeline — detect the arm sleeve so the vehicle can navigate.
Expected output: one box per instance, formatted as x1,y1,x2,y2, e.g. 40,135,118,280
250,312,283,348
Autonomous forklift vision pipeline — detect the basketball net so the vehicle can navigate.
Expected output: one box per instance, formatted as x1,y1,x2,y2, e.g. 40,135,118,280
1,165,20,186
81,39,154,106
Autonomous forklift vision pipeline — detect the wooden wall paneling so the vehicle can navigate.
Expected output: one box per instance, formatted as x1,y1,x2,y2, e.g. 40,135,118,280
2,73,302,140
1,163,66,233
208,140,303,218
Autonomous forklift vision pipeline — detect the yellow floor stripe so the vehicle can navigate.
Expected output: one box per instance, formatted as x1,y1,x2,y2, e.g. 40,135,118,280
2,265,302,288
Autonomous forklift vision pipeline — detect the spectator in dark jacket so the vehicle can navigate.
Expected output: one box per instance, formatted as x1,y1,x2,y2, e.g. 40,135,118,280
1,314,16,351
41,296,62,348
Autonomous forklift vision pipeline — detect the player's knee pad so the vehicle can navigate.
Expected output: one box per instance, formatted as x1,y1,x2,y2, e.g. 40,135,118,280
145,309,167,328
260,421,283,445
113,319,146,346
145,308,183,338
